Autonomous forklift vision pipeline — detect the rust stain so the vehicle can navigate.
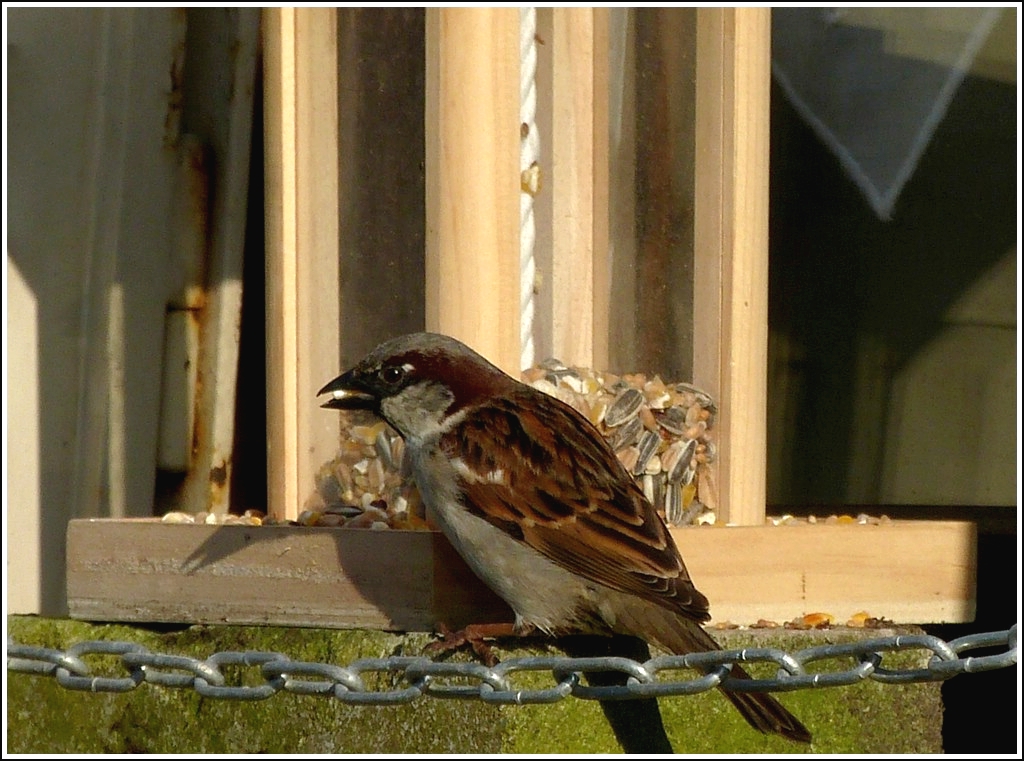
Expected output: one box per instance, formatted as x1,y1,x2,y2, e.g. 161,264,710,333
210,461,229,487
164,9,188,148
208,458,231,512
176,136,211,310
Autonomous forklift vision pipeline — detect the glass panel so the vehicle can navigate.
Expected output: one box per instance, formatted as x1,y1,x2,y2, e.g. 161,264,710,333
609,8,697,381
766,8,1017,508
604,9,710,524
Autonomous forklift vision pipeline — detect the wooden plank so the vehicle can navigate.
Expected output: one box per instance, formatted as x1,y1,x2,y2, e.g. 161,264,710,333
67,519,976,630
264,8,341,521
549,8,610,370
693,8,771,526
676,521,977,626
425,8,521,375
66,520,511,631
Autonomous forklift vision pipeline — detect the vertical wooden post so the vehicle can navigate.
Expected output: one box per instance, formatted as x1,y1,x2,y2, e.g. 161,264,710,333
693,8,771,525
550,8,610,370
264,8,340,520
425,8,520,375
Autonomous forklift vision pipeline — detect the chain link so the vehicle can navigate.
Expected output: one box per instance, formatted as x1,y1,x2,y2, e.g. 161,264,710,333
7,625,1017,705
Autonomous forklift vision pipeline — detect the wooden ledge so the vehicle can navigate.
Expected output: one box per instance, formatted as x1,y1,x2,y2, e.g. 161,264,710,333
66,519,976,630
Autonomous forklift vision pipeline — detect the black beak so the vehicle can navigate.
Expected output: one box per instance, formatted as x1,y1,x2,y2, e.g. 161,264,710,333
317,371,377,410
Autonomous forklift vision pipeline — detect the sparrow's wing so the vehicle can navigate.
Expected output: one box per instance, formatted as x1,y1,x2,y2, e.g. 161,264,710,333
439,389,711,623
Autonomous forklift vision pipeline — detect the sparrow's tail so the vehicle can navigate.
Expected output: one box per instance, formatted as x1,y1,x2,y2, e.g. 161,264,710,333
717,662,812,743
616,597,812,744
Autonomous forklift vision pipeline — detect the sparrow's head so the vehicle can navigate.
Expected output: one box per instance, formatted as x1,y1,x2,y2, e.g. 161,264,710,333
318,332,516,440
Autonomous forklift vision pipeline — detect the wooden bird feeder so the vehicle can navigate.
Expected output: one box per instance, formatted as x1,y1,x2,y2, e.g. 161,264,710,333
65,8,977,630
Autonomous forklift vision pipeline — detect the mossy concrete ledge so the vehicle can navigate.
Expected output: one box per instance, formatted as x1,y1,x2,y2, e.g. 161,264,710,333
6,616,943,754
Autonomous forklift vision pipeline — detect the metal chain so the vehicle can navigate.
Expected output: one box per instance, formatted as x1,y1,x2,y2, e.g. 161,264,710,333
7,625,1016,706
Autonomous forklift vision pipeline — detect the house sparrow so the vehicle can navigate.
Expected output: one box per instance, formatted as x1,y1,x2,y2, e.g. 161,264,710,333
319,332,811,744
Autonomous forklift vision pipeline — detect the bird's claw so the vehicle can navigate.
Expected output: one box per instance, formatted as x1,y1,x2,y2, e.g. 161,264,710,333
424,622,522,667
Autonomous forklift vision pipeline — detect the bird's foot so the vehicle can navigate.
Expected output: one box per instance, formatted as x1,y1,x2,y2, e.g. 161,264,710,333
424,622,531,667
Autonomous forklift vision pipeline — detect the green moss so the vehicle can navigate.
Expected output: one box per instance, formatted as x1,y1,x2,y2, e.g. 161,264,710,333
659,629,943,754
7,617,943,754
6,617,504,754
500,688,621,753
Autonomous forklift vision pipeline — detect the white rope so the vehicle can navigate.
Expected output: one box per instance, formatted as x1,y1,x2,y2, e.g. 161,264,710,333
519,7,539,371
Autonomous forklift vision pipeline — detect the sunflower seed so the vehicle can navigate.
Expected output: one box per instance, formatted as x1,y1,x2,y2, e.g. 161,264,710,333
559,373,585,394
657,407,687,435
608,416,643,451
324,504,363,517
676,382,715,409
666,439,698,483
539,357,568,371
650,474,664,513
530,378,560,398
604,387,644,427
665,483,683,525
375,430,395,469
678,464,695,487
633,429,662,475
545,365,582,384
641,473,655,503
397,440,413,478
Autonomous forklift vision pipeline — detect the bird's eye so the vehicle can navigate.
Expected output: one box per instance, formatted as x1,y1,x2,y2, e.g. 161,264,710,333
379,366,406,385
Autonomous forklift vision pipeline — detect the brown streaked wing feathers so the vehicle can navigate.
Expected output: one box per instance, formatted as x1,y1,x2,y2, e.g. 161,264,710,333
440,389,711,624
